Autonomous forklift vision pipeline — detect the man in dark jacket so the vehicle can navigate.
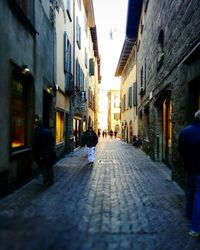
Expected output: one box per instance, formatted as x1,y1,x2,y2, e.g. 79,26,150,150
33,120,55,186
84,126,98,166
178,109,200,237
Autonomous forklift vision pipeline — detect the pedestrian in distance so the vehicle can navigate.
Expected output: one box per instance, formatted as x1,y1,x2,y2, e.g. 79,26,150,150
83,126,98,166
32,120,55,186
105,131,108,138
178,109,200,237
98,129,101,138
109,129,113,139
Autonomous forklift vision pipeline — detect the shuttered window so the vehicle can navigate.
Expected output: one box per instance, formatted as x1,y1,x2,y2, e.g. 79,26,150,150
76,17,81,49
133,82,137,106
128,86,133,108
64,32,73,92
76,59,84,91
123,94,126,112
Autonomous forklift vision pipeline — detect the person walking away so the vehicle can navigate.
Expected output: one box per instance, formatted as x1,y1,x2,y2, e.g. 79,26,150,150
84,126,98,166
105,131,107,138
114,130,118,139
109,130,113,139
33,120,55,186
178,109,200,237
98,129,101,138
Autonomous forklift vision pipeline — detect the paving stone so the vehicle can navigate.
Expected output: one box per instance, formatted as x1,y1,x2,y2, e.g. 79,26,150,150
0,139,200,249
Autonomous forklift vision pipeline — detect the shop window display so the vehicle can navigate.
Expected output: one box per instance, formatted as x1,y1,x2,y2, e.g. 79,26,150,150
11,79,26,148
56,111,64,144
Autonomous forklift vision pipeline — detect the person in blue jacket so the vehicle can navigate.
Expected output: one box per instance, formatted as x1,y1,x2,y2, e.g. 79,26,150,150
178,109,200,237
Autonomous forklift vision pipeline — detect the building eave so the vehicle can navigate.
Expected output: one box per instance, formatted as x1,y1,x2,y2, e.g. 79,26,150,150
83,0,95,27
115,0,143,76
83,0,101,83
115,38,135,77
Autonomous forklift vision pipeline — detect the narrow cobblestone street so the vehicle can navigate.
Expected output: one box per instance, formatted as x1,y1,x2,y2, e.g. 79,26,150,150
0,139,200,250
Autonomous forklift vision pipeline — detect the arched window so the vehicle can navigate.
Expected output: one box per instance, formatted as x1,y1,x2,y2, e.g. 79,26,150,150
157,30,164,70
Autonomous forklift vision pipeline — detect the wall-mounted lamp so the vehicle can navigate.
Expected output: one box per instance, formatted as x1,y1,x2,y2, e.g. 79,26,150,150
47,84,58,95
22,65,30,74
47,86,52,94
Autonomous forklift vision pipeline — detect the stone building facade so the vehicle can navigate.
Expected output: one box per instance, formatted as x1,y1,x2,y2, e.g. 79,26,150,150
0,0,100,196
136,0,200,187
0,0,54,195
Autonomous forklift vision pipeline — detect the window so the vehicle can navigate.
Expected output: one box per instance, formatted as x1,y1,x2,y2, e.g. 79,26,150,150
56,111,64,144
140,67,145,96
64,32,73,92
64,32,72,74
66,0,72,21
76,17,81,49
114,102,120,108
114,113,120,120
76,59,84,91
157,30,165,70
128,86,133,108
80,70,84,91
133,82,137,106
12,79,26,148
123,94,126,112
76,59,80,90
11,67,33,150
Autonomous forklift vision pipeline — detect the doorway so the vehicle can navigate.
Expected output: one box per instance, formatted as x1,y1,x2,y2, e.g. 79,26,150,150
73,117,81,148
162,96,172,166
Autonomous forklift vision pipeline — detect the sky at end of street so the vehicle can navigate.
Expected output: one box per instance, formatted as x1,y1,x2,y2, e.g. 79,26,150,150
93,0,128,89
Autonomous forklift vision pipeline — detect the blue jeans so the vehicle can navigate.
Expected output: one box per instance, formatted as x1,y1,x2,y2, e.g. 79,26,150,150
185,175,200,232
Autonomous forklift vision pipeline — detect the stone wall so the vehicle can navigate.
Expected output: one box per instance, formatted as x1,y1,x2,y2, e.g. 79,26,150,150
137,0,200,187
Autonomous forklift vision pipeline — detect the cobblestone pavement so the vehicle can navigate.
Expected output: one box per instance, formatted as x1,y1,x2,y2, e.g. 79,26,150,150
0,139,200,250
